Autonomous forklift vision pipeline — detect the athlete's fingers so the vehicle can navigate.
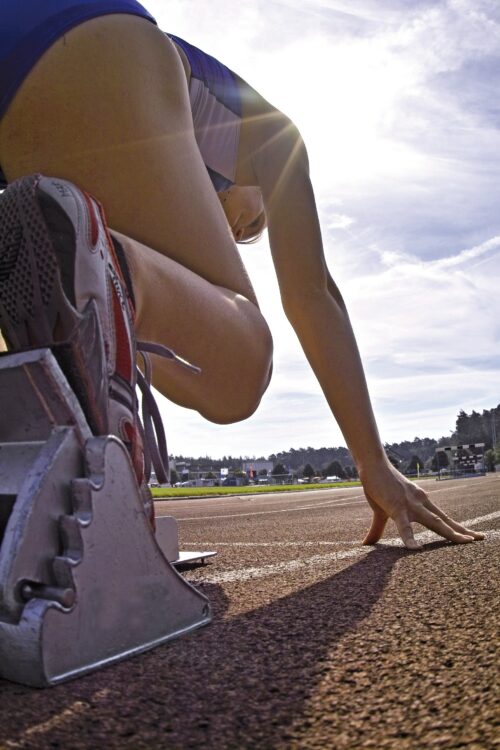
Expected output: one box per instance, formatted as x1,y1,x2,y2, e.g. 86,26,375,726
422,497,485,540
362,505,389,545
393,510,422,550
412,504,475,543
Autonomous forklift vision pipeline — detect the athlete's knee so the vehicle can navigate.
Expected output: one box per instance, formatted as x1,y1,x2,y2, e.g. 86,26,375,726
204,374,270,424
202,318,273,424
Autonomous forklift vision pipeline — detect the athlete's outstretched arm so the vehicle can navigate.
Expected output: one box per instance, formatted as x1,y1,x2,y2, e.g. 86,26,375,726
244,107,484,548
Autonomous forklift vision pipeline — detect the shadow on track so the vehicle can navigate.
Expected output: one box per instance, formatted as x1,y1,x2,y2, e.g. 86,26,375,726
0,544,448,749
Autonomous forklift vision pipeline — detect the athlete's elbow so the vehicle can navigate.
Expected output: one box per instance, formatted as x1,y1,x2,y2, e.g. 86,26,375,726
280,278,326,324
255,111,310,179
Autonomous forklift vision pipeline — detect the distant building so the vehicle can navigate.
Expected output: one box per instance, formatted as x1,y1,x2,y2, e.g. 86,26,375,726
435,444,485,476
242,460,274,476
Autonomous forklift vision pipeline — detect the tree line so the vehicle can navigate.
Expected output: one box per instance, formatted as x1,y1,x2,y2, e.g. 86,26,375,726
172,403,500,476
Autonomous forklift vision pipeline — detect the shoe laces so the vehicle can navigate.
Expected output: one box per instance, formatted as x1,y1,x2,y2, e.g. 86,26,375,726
136,342,201,486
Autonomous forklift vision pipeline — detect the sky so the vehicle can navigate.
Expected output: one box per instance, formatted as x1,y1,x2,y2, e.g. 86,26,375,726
150,0,500,458
143,0,500,458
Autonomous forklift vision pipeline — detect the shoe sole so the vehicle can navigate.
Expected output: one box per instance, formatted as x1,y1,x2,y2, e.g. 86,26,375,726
0,174,108,434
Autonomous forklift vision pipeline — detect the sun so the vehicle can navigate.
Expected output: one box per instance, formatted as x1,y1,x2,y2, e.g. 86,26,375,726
252,35,426,192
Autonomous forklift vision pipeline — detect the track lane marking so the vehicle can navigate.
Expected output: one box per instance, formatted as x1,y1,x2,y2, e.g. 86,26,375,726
170,479,498,522
174,497,366,521
192,511,500,584
190,541,356,547
4,702,88,748
159,486,363,508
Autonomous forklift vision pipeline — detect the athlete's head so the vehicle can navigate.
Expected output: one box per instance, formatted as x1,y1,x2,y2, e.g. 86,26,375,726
218,186,266,244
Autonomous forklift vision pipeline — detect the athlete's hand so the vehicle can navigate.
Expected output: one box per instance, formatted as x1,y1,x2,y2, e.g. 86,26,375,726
359,462,485,549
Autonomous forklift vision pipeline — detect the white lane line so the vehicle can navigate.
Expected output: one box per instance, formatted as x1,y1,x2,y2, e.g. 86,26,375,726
175,497,366,521
461,510,500,525
4,701,88,748
194,510,500,548
160,486,355,504
202,547,372,583
195,511,500,585
191,541,354,548
430,483,492,494
194,530,500,549
484,529,500,540
171,480,496,522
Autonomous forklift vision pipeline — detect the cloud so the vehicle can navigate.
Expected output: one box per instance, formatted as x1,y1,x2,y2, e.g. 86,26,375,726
145,0,500,458
342,234,500,389
373,235,500,275
327,214,356,230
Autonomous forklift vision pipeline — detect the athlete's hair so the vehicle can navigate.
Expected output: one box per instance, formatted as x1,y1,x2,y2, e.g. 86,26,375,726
236,210,267,244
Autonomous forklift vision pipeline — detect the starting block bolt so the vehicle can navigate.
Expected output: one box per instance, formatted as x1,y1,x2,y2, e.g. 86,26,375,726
20,582,76,609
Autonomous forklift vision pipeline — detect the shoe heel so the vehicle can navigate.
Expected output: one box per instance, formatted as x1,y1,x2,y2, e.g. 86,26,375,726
0,175,76,349
52,298,109,436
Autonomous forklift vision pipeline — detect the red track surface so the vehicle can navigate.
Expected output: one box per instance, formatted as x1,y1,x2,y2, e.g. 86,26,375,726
1,475,498,749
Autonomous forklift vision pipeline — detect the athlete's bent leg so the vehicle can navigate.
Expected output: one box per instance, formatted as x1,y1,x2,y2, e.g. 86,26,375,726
114,231,272,424
0,15,273,421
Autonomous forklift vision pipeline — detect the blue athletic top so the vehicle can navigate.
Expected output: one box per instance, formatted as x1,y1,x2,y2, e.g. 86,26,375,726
169,35,242,191
0,1,156,119
0,2,242,192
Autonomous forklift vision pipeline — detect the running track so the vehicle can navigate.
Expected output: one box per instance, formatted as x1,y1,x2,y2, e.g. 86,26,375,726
0,475,498,749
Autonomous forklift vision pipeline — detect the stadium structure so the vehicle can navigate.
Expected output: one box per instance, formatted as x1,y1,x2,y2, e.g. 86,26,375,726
435,443,486,479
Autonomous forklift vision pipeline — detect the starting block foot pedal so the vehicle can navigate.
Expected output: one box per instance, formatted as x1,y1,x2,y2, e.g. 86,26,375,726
155,516,217,566
0,349,211,687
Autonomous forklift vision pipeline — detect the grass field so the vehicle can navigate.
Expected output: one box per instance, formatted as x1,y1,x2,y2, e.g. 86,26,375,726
151,480,362,499
150,474,435,499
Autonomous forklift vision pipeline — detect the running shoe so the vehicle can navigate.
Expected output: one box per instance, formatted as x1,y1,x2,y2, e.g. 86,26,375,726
0,174,154,512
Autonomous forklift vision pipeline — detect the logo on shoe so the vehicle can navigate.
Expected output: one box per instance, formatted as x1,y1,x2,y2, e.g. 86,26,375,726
50,180,73,198
108,263,128,315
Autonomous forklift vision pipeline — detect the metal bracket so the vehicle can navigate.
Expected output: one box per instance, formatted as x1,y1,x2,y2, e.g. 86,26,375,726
0,349,212,687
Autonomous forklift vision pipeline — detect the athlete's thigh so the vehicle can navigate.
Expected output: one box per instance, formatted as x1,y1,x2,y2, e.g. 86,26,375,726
0,14,256,302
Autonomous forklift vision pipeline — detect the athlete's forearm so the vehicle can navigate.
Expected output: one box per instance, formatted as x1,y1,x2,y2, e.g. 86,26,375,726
250,108,487,548
254,119,388,472
285,286,388,473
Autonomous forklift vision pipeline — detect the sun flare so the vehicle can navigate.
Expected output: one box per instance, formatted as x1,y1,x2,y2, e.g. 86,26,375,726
253,35,427,190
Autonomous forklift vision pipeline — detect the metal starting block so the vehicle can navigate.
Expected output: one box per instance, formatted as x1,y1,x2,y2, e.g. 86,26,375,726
0,348,212,687
155,516,217,567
